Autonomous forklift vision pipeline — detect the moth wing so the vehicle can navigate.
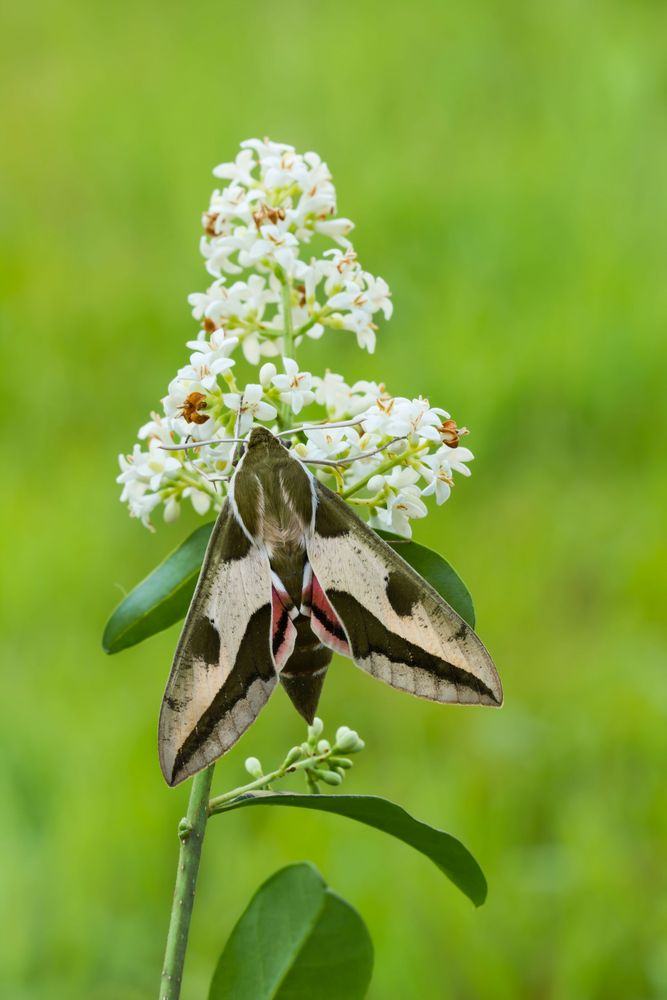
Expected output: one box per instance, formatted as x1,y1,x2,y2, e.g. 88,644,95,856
159,502,276,786
306,482,503,707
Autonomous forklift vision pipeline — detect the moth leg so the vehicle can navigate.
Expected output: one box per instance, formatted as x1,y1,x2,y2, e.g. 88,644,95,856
270,570,298,671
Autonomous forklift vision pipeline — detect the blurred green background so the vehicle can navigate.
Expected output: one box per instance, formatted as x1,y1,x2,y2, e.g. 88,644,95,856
1,1,666,997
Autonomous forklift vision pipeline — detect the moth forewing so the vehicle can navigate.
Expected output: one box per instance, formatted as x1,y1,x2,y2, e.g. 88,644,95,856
305,481,503,708
158,500,277,787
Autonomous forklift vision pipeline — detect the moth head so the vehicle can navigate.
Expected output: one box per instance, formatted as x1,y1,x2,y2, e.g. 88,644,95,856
246,426,281,452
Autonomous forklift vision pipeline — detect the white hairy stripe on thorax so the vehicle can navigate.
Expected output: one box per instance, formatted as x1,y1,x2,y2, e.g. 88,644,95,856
227,448,257,546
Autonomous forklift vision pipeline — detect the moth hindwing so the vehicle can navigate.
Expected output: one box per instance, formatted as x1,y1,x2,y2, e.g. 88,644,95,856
159,426,502,786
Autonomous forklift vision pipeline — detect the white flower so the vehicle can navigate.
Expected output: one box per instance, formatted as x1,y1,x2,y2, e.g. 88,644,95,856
125,488,162,530
349,380,386,415
130,438,182,492
302,426,359,461
136,413,174,444
119,140,477,535
312,371,352,417
212,147,256,185
315,216,354,245
182,486,212,516
271,358,315,415
259,362,277,387
385,486,427,535
360,396,447,442
421,446,474,505
188,140,392,362
180,331,238,390
240,226,299,271
444,445,474,477
364,274,393,319
117,437,185,529
359,397,400,437
421,460,453,505
341,309,377,352
368,465,420,495
393,398,446,442
200,235,243,277
241,330,281,366
223,384,278,434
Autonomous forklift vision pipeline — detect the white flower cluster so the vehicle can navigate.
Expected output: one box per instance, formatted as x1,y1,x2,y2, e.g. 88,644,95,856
190,137,391,359
118,140,473,536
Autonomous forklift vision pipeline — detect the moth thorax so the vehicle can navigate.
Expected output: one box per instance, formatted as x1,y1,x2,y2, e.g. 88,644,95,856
262,513,308,554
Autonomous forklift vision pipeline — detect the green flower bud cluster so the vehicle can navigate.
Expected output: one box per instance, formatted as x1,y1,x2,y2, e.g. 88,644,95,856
215,717,366,809
290,717,365,794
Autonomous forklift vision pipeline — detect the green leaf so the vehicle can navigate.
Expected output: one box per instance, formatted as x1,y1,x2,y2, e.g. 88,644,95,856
103,520,475,653
208,862,373,1000
212,793,487,907
102,522,213,653
376,530,475,627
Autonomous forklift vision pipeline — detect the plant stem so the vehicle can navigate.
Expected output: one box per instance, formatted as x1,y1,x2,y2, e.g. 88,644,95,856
293,306,333,340
159,764,215,1000
208,749,334,816
340,443,430,499
280,278,294,425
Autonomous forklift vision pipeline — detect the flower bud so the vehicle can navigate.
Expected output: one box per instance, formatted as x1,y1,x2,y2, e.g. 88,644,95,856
317,769,343,786
259,362,277,387
163,497,181,523
283,746,303,767
307,717,324,744
387,438,407,455
316,739,331,755
328,756,353,770
334,727,363,753
244,756,263,778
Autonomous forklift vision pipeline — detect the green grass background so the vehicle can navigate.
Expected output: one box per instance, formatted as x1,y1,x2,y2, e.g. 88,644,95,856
1,1,666,997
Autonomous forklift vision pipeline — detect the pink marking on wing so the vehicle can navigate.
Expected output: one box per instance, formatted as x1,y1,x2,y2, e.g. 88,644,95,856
309,573,352,657
271,587,297,671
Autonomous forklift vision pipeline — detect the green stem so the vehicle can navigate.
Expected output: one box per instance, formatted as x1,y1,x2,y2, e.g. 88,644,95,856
159,765,215,1000
208,750,333,816
292,306,333,340
280,278,294,425
340,444,430,499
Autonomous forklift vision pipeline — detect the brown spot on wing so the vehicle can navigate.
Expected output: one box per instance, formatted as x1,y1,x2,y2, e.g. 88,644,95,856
187,616,221,667
385,570,423,617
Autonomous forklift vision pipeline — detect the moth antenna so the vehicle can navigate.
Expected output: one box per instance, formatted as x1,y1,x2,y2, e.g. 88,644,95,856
230,406,246,466
181,445,232,492
302,436,407,468
160,437,245,451
275,418,365,438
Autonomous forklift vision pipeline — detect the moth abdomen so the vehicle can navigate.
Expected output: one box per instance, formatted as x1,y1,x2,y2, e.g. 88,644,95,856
279,618,333,723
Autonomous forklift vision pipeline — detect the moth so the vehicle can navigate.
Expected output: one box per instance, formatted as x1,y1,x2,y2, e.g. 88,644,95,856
159,426,503,786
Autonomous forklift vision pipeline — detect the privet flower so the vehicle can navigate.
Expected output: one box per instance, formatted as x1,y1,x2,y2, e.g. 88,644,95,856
118,139,473,535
